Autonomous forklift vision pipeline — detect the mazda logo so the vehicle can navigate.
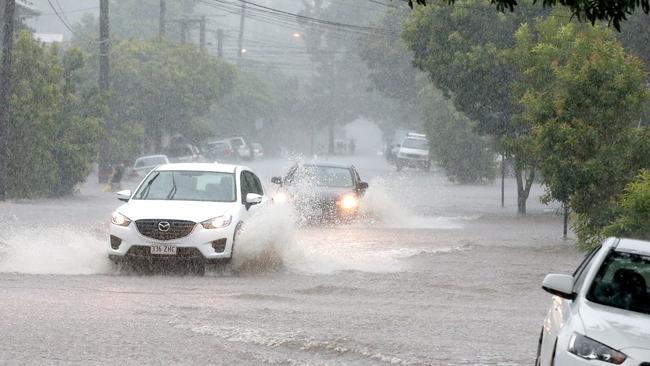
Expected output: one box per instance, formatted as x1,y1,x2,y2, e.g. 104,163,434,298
158,221,171,232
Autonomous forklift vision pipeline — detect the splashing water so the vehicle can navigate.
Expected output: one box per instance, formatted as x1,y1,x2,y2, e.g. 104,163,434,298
0,224,113,275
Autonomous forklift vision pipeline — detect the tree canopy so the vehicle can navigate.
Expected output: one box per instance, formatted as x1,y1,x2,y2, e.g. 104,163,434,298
406,0,649,30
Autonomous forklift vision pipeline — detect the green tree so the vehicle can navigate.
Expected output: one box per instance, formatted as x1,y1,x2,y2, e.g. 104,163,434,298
406,0,649,31
7,32,100,198
403,1,542,213
359,7,496,183
106,39,235,153
603,170,650,240
512,17,649,246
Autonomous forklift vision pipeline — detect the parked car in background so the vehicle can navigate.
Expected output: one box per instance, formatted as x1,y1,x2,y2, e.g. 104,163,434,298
270,162,368,222
227,137,252,160
108,163,267,273
251,142,264,159
204,140,235,161
166,144,202,163
132,154,170,178
395,132,431,171
536,237,650,365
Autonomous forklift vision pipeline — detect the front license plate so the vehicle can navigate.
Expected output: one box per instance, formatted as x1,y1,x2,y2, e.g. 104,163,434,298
150,244,177,255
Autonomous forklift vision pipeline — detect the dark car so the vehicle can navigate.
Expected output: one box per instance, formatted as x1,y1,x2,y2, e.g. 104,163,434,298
270,162,369,222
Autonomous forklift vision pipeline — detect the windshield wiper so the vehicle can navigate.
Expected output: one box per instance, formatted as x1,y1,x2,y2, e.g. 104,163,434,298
139,172,160,199
166,172,177,200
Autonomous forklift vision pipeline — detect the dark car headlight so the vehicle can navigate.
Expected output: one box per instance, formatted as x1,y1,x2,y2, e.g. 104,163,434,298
568,333,626,364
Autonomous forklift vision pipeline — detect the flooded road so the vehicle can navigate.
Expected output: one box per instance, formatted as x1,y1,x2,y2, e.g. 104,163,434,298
0,156,583,365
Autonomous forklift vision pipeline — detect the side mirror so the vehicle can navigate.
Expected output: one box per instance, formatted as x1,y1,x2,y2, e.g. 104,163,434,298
271,176,283,185
246,193,263,205
542,274,576,300
358,181,369,190
117,189,132,202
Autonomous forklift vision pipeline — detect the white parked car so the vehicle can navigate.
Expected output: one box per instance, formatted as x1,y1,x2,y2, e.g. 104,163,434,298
536,237,650,365
132,154,169,178
108,163,266,268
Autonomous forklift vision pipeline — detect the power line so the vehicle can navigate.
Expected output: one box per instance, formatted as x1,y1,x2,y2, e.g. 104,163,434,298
199,0,400,38
45,0,81,37
39,5,98,17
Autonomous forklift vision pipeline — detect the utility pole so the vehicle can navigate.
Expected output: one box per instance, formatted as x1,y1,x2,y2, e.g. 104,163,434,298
216,28,224,58
159,0,166,39
199,16,206,50
99,0,109,93
237,2,246,61
99,0,110,167
0,0,15,200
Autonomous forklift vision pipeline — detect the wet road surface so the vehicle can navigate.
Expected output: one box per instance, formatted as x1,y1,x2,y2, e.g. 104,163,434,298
0,156,583,365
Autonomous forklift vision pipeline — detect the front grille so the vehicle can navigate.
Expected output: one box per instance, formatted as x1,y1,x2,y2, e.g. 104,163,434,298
126,245,204,259
135,219,196,241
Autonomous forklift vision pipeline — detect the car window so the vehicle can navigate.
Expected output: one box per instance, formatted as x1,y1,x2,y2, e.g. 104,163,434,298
133,171,235,202
587,251,650,315
572,245,602,292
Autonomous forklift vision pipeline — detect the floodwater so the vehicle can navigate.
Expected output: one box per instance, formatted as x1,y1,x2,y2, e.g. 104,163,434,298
0,155,583,365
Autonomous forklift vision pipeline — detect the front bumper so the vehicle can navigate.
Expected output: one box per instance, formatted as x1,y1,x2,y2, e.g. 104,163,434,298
108,220,236,263
396,156,430,168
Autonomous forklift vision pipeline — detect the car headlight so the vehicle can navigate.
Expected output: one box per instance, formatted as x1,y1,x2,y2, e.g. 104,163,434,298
111,212,131,227
201,214,232,229
273,191,288,204
338,194,358,210
568,333,626,364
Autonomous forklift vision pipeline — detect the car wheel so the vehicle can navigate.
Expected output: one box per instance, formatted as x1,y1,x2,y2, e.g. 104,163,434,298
535,328,543,366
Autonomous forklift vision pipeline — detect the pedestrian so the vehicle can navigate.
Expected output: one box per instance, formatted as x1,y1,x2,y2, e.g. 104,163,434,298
109,161,124,192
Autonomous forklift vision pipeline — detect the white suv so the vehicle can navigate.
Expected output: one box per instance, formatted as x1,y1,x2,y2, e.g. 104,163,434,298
395,133,431,171
108,163,266,268
537,237,650,365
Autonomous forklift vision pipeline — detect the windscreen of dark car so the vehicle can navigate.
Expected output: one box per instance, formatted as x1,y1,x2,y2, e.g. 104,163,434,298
402,138,429,150
587,250,650,315
133,171,236,202
289,166,353,188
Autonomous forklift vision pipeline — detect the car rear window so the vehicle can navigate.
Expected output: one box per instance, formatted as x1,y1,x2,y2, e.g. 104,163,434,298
135,156,166,168
587,250,650,315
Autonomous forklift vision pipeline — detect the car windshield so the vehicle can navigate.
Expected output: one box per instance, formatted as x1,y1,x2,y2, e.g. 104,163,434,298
587,250,650,315
133,171,236,202
402,138,428,150
134,156,166,168
290,166,353,188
